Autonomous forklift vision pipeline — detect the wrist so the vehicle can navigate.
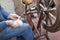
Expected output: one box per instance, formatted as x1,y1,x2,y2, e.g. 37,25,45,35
5,21,9,25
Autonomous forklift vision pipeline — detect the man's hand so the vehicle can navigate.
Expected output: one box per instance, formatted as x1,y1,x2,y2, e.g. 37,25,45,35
8,14,21,20
6,20,17,28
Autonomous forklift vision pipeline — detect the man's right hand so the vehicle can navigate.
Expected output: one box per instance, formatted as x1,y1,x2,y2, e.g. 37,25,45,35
5,20,15,28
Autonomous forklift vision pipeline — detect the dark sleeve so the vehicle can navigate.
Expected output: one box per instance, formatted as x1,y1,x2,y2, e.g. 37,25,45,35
0,6,9,19
0,21,8,32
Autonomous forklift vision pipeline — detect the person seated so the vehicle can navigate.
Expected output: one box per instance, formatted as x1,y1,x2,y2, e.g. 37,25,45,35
0,5,34,40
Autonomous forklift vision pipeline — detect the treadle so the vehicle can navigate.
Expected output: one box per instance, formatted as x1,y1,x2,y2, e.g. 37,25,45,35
36,28,49,40
38,36,47,40
32,17,49,40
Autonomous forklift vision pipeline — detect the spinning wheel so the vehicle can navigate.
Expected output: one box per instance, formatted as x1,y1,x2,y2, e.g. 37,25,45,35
22,0,60,40
37,0,60,32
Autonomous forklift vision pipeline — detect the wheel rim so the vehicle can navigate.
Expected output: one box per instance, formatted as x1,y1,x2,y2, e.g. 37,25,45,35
37,0,57,28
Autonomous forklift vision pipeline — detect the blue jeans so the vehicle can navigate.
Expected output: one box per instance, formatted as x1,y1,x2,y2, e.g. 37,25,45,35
0,18,34,40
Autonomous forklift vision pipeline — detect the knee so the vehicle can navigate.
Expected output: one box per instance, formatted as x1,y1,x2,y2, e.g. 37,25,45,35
22,23,32,30
18,23,32,32
20,18,26,23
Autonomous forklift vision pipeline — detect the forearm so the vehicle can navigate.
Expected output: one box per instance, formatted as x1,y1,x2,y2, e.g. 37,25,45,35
0,6,9,19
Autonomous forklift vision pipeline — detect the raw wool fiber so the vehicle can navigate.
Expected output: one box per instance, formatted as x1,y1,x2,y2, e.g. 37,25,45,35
13,19,23,27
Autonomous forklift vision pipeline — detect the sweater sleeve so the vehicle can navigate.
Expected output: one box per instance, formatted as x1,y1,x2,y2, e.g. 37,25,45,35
0,21,8,32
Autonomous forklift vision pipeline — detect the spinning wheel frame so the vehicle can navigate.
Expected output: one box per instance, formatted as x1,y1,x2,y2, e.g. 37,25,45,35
23,0,60,40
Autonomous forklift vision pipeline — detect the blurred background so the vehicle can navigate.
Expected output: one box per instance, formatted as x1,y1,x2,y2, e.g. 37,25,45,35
0,0,25,16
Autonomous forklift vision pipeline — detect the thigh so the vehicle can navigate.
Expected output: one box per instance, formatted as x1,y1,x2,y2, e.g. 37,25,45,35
0,23,29,40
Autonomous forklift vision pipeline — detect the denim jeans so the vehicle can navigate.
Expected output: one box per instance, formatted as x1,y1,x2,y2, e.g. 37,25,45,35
0,18,34,40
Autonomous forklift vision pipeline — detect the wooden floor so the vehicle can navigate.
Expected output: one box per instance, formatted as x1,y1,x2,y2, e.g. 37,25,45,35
48,31,60,40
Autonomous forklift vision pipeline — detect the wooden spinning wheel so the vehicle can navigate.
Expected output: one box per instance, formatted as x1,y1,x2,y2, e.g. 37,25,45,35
22,0,60,40
36,0,60,33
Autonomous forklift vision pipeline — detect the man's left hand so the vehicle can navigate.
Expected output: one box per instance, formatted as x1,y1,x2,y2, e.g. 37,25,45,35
8,14,21,20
